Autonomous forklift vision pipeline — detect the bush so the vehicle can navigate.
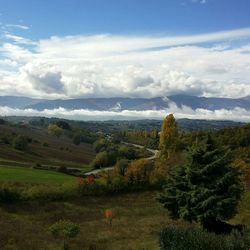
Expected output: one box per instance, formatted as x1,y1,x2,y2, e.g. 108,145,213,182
90,151,109,169
93,138,107,153
48,124,63,137
57,166,68,173
0,183,23,202
106,177,128,193
0,133,12,144
0,118,5,125
78,180,107,196
13,135,28,151
114,159,129,176
126,159,154,185
33,162,42,168
118,145,136,160
24,184,78,201
73,134,81,145
50,219,79,250
159,226,250,250
55,120,72,130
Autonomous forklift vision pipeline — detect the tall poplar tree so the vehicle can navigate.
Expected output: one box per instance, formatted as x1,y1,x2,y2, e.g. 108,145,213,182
159,114,178,159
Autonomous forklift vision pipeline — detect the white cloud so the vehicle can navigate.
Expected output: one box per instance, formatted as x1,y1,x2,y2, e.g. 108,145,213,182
0,28,250,100
4,32,35,45
0,105,249,122
36,28,250,57
5,24,30,30
0,43,34,62
20,62,65,94
192,0,207,4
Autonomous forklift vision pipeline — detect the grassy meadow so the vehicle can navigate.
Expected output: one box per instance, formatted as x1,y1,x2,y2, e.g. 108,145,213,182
0,192,178,250
0,165,75,184
0,190,249,250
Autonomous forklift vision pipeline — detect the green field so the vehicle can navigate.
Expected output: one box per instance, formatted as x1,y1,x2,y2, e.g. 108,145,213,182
0,165,75,184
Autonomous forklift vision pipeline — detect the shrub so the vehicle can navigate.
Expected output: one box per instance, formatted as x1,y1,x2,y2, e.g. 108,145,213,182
57,166,68,173
26,137,33,143
126,159,154,186
55,120,72,130
1,133,12,144
24,184,77,201
0,118,5,125
0,183,23,202
106,177,128,193
73,134,81,145
114,159,129,176
50,220,79,250
78,181,107,196
13,135,29,151
90,151,109,169
48,124,63,137
93,138,107,153
159,226,250,250
118,145,136,160
33,162,42,168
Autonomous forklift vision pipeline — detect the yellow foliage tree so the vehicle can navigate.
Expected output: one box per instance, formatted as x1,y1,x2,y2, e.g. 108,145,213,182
48,124,63,137
159,114,178,160
125,159,153,184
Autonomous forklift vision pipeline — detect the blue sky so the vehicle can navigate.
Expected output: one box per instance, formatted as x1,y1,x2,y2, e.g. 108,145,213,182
0,0,250,121
1,0,250,38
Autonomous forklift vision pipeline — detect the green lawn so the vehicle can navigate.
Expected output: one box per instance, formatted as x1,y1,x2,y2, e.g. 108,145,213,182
0,165,75,184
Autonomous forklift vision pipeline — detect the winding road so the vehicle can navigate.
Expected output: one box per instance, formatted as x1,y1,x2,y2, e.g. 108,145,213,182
84,142,159,176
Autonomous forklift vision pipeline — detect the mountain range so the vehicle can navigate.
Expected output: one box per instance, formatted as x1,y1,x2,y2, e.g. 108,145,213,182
0,95,250,111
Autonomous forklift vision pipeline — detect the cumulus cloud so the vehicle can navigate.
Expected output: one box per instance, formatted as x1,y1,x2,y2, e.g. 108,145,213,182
20,62,65,94
0,27,250,101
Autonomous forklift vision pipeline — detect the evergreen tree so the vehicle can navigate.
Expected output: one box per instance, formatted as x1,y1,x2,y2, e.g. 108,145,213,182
158,135,243,230
159,114,178,159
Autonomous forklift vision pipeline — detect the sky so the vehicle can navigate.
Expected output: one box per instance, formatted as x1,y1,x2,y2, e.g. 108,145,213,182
0,0,250,120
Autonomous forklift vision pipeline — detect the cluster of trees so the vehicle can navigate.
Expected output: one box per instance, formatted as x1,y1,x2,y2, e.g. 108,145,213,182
85,114,247,218
98,114,246,235
0,129,31,152
90,138,149,169
157,114,244,234
13,135,31,151
119,129,159,149
47,120,97,145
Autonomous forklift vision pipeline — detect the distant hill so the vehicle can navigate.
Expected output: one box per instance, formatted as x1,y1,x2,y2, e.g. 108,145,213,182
167,95,250,110
0,121,95,169
0,96,45,108
0,95,250,111
3,116,246,133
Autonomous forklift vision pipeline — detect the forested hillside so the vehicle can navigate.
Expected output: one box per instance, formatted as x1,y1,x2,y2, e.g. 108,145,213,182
0,115,250,249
